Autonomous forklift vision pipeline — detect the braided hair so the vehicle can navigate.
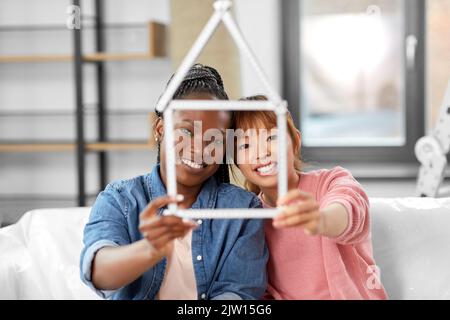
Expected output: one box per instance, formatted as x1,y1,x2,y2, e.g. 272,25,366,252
155,64,230,184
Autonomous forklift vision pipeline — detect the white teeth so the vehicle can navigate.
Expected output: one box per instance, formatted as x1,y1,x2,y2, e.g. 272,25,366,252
181,158,203,169
256,162,276,174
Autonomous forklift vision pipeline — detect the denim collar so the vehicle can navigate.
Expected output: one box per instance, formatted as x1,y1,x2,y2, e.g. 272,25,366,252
146,164,218,212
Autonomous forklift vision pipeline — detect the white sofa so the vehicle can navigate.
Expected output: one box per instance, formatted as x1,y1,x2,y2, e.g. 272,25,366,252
1,197,450,300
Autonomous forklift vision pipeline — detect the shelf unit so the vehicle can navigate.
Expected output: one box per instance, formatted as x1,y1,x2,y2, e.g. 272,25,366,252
0,20,166,63
0,0,166,209
0,141,154,152
0,52,159,63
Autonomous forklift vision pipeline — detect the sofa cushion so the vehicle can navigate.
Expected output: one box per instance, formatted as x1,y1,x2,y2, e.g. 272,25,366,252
370,197,450,300
0,208,99,299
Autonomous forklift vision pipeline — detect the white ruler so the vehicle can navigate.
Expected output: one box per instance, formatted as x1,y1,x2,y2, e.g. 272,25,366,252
163,208,280,219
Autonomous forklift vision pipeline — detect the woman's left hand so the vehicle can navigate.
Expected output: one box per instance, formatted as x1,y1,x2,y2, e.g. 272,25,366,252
273,189,323,235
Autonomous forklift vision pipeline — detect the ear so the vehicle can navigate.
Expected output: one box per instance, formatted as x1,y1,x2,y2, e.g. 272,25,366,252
154,117,164,141
294,129,302,152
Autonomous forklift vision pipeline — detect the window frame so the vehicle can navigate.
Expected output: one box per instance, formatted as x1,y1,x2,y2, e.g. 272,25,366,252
281,0,426,163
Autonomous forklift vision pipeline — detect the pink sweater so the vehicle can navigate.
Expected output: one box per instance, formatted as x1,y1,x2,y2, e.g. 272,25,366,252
261,167,388,300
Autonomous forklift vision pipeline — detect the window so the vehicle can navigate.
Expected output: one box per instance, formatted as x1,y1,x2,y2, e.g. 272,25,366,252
282,0,425,163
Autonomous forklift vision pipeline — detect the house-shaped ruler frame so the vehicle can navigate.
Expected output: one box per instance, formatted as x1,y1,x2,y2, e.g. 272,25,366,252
156,0,288,219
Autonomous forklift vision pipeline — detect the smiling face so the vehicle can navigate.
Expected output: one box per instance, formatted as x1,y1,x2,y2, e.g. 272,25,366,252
156,92,231,189
233,109,302,193
236,125,297,191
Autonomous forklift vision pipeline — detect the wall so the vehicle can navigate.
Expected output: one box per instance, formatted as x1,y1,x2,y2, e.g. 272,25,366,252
234,0,282,96
170,0,241,99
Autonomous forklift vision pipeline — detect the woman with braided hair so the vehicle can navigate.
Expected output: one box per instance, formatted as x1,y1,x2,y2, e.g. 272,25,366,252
80,64,268,300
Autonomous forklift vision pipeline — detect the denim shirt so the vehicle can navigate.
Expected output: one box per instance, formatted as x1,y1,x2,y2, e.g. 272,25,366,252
80,164,268,300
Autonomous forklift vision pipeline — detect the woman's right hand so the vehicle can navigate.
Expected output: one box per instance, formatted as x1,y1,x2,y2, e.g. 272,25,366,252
138,195,197,257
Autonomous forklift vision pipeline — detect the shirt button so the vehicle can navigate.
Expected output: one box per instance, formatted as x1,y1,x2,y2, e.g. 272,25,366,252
201,293,206,299
196,255,202,261
197,219,203,225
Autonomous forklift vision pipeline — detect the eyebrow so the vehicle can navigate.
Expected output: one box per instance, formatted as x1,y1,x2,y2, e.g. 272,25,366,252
179,119,227,134
179,119,195,125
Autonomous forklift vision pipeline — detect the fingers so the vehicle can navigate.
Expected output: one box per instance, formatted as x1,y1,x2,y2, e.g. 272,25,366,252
138,193,199,253
141,223,191,241
143,220,194,251
139,217,196,243
140,194,184,220
273,189,322,230
275,200,319,221
139,214,195,231
139,211,197,252
277,189,313,206
273,210,320,228
140,220,195,251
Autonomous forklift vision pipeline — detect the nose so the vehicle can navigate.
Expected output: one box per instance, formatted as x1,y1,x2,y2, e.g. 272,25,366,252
189,135,205,161
249,138,271,163
191,135,204,152
257,146,270,161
